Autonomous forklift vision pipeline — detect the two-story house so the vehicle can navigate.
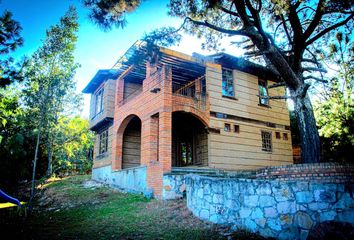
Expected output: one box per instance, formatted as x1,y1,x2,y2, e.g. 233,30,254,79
83,41,293,198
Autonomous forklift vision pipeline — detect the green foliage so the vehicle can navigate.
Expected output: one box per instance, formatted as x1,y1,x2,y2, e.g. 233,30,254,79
314,32,354,162
0,9,24,88
51,116,94,175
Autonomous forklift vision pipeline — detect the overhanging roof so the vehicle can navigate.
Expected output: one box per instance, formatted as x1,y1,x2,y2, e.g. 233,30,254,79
82,69,119,93
208,53,280,81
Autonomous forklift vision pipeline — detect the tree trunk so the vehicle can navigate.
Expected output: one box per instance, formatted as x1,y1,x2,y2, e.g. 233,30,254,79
30,129,41,201
46,136,53,177
293,94,321,163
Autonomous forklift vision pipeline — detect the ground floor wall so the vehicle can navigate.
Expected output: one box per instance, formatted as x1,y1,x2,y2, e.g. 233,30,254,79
93,125,114,168
92,165,152,197
208,116,293,170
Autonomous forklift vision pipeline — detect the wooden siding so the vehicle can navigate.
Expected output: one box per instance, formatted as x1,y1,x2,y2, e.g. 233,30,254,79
122,123,141,169
206,66,293,170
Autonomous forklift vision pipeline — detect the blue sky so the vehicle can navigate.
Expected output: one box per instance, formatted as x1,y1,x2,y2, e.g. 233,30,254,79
1,0,242,117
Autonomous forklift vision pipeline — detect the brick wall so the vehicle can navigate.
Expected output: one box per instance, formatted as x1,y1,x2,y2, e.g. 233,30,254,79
256,162,354,183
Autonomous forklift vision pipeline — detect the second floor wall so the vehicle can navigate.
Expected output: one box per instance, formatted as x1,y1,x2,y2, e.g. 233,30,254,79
89,79,116,130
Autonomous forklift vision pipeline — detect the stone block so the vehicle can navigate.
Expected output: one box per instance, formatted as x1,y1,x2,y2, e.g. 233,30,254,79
197,188,204,199
244,219,258,232
277,201,296,214
264,207,278,218
199,209,210,220
279,214,293,225
308,202,329,211
294,211,313,229
239,182,255,195
259,195,276,207
319,211,336,222
273,184,294,202
256,182,272,195
251,208,264,219
211,183,222,194
295,191,314,203
267,218,282,231
255,218,266,228
334,193,353,209
239,207,252,218
244,195,259,207
314,189,336,203
213,194,224,204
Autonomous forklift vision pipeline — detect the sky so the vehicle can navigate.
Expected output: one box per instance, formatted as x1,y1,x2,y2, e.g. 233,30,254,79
1,0,244,118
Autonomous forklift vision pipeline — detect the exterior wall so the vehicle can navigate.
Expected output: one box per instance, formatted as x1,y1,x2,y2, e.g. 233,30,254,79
93,125,114,168
111,65,173,198
206,65,293,170
92,165,152,197
186,174,354,240
89,79,116,129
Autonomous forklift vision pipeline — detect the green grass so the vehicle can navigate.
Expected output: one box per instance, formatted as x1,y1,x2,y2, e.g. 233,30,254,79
0,175,223,240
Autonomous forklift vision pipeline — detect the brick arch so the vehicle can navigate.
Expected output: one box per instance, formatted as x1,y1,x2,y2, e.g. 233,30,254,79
112,114,142,170
172,106,209,128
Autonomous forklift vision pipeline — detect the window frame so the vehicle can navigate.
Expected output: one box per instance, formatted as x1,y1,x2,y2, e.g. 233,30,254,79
258,79,269,106
94,87,104,117
224,123,231,132
98,128,109,156
222,68,235,98
261,130,272,152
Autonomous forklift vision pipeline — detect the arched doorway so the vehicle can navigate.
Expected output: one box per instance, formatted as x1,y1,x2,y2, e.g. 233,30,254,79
122,116,141,169
172,111,208,167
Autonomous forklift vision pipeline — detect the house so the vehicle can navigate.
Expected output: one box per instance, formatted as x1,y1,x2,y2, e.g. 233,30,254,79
82,41,293,198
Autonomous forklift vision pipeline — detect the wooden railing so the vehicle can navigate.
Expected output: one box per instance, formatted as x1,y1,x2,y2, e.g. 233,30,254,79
172,75,207,111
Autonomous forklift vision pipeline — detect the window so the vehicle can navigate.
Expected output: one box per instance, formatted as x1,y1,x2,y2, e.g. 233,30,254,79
224,123,231,132
258,79,269,106
99,129,108,155
95,88,104,116
234,125,240,133
222,68,234,97
275,132,281,139
283,133,288,140
261,131,272,152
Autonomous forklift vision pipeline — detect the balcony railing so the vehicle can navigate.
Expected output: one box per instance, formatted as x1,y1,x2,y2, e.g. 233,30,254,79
172,75,207,111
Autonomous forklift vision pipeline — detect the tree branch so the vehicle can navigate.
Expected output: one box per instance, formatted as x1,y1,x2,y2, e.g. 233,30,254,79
306,13,354,46
303,0,325,40
303,76,328,83
186,17,250,37
302,67,327,73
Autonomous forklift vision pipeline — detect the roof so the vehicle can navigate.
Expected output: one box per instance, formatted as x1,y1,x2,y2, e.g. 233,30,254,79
207,53,279,81
82,69,119,94
82,41,280,94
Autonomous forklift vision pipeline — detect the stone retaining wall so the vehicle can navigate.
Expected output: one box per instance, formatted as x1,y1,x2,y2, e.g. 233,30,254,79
92,165,152,197
186,174,354,240
256,162,354,183
162,174,186,200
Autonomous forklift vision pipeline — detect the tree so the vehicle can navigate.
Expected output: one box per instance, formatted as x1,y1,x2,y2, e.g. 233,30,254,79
51,116,94,176
0,9,24,88
314,32,354,162
23,6,80,199
84,0,354,163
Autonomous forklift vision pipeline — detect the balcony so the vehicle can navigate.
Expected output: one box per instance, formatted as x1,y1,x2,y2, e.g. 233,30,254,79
172,75,208,112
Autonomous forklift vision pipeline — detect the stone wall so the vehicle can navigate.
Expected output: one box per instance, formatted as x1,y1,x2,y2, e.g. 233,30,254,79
186,174,354,240
256,162,354,183
92,165,152,197
162,173,186,200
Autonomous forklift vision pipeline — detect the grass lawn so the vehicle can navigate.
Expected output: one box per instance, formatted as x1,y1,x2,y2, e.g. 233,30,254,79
0,175,225,240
